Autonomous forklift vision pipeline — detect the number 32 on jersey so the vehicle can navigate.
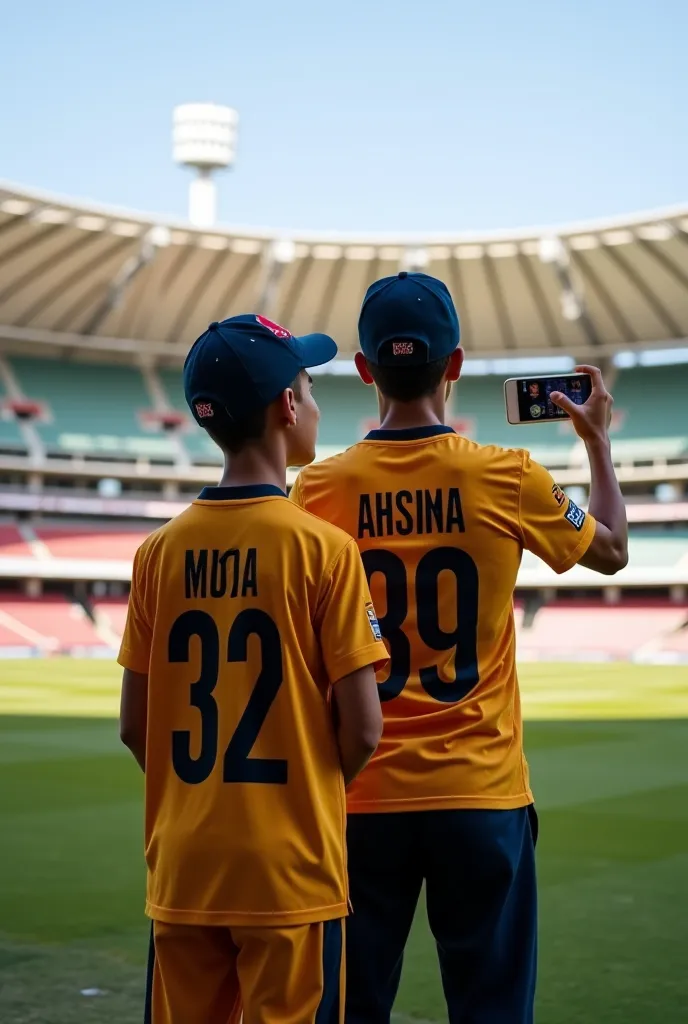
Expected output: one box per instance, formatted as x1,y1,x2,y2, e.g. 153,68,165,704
168,609,286,786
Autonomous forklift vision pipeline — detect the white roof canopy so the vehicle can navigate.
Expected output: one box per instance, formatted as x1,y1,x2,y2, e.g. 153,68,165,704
1,181,686,361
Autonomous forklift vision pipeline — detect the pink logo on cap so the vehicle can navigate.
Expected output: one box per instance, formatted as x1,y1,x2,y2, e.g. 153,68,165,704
256,315,292,339
195,401,214,419
392,341,414,356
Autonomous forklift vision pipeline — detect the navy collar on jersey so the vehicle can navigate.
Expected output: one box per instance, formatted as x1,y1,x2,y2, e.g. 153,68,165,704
197,484,286,501
364,424,456,442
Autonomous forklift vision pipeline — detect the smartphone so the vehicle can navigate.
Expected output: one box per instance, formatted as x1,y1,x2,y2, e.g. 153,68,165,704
504,372,592,425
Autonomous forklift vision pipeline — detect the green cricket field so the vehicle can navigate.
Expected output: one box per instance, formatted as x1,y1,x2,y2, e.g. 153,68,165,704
1,659,687,1023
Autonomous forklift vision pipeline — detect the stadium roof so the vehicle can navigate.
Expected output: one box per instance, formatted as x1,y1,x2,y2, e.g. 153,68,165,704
1,181,687,363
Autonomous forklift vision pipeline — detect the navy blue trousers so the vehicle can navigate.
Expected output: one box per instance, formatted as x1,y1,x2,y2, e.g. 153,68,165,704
345,806,538,1024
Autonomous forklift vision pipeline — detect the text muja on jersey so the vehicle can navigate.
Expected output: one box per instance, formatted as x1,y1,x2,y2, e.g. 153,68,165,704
185,548,257,599
358,488,465,539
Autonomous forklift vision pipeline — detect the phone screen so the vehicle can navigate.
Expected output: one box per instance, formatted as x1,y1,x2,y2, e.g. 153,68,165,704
516,374,591,423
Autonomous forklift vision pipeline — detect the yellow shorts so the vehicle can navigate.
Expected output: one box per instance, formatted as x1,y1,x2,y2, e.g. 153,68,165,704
145,918,345,1024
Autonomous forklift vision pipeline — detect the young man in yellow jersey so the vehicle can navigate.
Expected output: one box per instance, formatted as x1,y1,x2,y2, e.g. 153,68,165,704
290,274,628,1024
118,314,388,1024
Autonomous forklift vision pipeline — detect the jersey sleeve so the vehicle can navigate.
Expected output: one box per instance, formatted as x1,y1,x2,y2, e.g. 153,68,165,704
289,471,306,508
316,539,389,683
518,452,596,574
117,546,153,674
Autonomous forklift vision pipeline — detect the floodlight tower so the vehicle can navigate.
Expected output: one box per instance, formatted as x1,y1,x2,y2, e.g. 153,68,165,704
173,103,238,227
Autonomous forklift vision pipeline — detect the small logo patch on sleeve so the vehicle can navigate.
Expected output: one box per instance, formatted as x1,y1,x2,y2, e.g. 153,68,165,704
564,500,586,531
366,603,382,641
551,484,566,508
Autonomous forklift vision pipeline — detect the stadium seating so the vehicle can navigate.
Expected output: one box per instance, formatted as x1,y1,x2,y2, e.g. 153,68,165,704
611,366,687,440
3,356,688,467
452,370,688,462
3,522,688,580
0,615,34,646
97,596,519,646
0,594,106,652
0,524,33,558
158,367,220,463
9,357,178,461
310,377,380,445
0,366,26,452
92,597,129,638
0,417,24,452
656,625,688,656
451,376,574,452
622,533,688,568
518,601,688,660
33,526,148,561
22,592,687,663
518,532,688,576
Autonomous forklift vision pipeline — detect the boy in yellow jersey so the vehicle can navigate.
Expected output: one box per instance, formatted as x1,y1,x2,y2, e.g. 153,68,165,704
118,314,388,1024
290,274,628,1024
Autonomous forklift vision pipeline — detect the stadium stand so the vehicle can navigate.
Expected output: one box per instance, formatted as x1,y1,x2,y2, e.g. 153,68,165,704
2,355,687,468
452,376,564,451
656,624,688,658
33,525,148,561
0,183,687,662
310,377,379,446
0,367,26,452
0,594,106,653
2,591,685,663
0,619,31,647
95,598,525,648
157,367,220,463
92,597,129,639
9,357,178,461
0,418,24,453
0,523,685,574
2,183,686,355
517,601,688,661
612,366,686,440
0,524,32,558
518,532,688,578
453,369,688,462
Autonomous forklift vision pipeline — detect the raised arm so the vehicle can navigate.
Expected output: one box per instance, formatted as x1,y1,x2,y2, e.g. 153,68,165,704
551,365,628,575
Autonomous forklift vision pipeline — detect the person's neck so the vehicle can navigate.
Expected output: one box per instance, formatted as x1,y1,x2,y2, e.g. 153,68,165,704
377,395,446,432
217,441,287,493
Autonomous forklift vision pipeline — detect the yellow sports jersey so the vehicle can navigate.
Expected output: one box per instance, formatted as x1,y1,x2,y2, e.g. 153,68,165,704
291,426,596,813
118,484,388,926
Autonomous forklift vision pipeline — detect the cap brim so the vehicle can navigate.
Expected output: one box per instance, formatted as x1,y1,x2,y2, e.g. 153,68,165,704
296,332,338,370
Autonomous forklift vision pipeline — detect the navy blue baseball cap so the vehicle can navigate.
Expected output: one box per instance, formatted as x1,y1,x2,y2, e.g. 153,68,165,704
184,314,337,427
358,272,460,366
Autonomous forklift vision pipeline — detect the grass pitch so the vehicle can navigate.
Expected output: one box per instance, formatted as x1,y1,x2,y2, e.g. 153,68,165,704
0,660,687,1023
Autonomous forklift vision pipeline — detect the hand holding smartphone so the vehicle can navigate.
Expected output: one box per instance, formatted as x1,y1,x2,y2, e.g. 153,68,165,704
504,372,592,425
503,365,627,573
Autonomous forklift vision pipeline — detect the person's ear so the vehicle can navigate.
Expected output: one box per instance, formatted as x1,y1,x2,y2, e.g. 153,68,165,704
355,351,375,385
279,386,298,426
447,347,464,383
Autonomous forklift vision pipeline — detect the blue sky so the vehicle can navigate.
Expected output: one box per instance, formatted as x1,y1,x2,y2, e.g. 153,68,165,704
1,0,685,233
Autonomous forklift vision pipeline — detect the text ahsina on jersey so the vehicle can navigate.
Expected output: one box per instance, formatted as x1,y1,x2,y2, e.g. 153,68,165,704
357,488,465,539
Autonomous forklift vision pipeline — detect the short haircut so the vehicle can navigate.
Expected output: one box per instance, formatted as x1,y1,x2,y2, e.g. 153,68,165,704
368,353,451,403
207,374,302,455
